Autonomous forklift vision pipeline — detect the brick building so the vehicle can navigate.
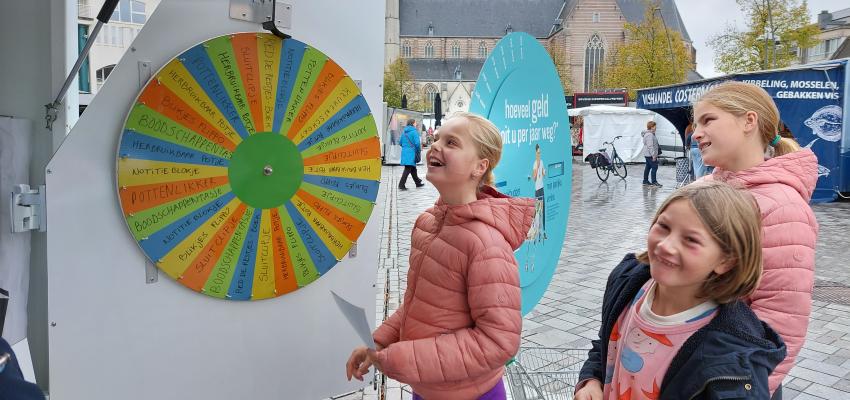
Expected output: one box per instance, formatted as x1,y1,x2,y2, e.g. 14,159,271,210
385,0,698,117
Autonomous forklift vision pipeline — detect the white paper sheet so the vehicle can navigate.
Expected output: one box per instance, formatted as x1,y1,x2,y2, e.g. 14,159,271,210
330,291,376,350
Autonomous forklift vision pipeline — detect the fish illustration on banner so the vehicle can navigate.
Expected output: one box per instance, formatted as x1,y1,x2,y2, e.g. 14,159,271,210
804,104,843,144
803,105,842,181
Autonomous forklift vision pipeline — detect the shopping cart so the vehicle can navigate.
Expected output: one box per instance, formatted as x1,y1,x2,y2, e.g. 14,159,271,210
675,148,693,188
505,347,587,400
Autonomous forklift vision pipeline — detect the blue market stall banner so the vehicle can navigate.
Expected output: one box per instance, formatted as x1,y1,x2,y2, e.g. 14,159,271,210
637,62,846,203
469,32,571,315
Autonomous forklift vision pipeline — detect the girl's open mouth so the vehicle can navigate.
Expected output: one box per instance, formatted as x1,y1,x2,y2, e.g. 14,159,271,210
428,157,444,167
655,255,680,268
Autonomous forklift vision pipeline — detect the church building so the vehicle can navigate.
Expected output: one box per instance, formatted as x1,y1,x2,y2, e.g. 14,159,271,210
384,0,698,116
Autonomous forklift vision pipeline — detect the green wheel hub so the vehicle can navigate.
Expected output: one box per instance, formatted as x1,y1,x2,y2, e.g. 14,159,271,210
228,132,303,209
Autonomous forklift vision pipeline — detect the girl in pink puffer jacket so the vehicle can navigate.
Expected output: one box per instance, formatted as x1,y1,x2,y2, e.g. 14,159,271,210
346,112,534,400
692,81,819,399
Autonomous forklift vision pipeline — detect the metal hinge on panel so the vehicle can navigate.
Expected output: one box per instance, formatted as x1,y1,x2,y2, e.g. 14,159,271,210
229,0,292,38
138,60,153,89
145,258,159,284
10,184,46,233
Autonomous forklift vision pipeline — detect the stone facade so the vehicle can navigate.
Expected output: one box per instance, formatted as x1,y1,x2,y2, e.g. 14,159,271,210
401,37,504,60
562,0,630,91
384,0,400,66
387,0,695,117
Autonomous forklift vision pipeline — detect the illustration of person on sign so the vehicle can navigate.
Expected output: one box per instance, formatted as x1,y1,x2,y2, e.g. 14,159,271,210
528,144,547,244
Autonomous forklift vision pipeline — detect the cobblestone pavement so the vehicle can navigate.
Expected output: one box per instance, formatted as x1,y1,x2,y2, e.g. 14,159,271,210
332,161,850,400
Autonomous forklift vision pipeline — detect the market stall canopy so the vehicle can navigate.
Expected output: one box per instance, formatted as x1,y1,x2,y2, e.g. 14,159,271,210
570,105,683,162
568,104,654,117
636,59,850,202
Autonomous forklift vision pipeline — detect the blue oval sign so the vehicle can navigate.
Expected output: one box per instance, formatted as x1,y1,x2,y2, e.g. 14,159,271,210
470,32,572,315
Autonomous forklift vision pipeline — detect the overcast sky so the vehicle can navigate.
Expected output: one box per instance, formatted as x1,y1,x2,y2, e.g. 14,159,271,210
676,0,848,78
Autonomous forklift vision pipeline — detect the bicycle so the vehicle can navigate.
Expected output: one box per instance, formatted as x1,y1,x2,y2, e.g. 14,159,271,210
592,135,627,182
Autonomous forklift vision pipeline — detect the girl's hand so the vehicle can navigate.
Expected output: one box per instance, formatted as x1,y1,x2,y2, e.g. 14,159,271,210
346,347,370,381
345,346,384,381
574,379,603,400
366,348,383,373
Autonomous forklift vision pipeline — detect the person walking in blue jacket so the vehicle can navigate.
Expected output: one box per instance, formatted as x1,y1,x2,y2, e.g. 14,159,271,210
398,119,424,190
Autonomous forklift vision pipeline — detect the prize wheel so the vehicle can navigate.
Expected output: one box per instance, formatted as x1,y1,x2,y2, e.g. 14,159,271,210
116,32,381,300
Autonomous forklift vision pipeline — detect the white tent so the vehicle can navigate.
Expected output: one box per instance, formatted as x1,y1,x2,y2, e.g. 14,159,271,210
570,105,683,162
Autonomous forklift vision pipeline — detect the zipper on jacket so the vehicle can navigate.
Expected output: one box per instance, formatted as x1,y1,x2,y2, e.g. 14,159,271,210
688,375,751,400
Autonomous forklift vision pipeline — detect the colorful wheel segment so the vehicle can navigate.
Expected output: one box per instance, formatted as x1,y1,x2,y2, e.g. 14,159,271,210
116,33,381,300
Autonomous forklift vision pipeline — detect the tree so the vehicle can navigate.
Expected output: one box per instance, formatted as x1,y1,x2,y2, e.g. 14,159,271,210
708,0,819,74
404,83,427,112
545,39,573,95
383,58,417,108
604,1,691,99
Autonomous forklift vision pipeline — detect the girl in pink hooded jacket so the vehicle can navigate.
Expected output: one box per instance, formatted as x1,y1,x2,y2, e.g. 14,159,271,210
692,81,819,399
345,112,534,400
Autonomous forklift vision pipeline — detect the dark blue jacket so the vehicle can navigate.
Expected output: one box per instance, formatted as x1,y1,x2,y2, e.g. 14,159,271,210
0,338,45,400
579,254,786,400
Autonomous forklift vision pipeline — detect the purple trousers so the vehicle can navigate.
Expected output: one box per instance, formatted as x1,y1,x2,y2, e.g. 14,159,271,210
412,379,506,400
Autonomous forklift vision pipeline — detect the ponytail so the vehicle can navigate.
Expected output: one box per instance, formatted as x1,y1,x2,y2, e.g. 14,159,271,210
482,169,496,187
772,136,801,157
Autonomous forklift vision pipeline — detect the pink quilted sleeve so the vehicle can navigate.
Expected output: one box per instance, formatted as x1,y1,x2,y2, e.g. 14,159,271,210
376,247,522,384
750,202,818,393
374,213,427,348
373,307,405,349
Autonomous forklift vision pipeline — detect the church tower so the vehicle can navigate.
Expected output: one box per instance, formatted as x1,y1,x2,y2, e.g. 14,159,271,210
385,0,400,66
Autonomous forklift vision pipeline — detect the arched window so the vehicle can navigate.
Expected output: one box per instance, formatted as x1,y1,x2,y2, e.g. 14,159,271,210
478,42,488,58
402,42,412,58
451,42,461,58
424,84,438,112
425,42,434,58
584,34,605,91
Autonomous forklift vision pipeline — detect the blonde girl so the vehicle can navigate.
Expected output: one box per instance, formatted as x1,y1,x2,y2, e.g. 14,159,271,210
346,112,535,400
692,81,818,398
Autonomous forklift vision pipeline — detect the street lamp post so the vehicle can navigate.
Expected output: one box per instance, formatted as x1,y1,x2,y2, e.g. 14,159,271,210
654,7,678,82
767,0,777,68
760,0,778,69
